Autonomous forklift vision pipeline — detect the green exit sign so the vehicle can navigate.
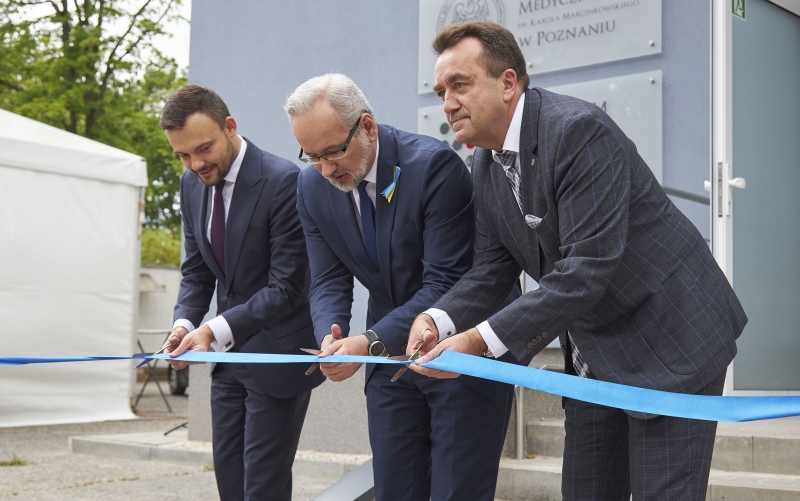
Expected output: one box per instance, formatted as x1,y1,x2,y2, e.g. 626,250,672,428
733,0,746,19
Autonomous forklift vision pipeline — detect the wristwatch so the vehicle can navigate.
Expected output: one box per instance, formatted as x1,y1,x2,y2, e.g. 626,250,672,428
363,330,388,357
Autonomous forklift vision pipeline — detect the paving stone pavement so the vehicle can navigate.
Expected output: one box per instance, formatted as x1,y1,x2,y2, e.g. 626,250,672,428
0,379,338,500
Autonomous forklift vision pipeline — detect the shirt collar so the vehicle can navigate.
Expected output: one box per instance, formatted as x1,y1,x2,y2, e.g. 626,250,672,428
496,93,525,156
224,135,247,184
363,138,379,185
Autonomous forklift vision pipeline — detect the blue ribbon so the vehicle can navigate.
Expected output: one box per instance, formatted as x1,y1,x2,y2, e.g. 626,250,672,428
3,351,800,422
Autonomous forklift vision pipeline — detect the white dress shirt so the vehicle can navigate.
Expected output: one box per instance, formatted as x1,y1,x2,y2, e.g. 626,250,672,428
423,94,526,357
173,136,247,352
350,139,380,238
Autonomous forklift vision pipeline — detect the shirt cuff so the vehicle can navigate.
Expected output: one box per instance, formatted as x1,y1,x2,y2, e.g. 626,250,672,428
423,308,457,343
205,315,235,352
173,319,196,333
476,320,509,358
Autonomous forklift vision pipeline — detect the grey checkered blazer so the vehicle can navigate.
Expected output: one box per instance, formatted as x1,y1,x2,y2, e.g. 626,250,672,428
434,88,747,400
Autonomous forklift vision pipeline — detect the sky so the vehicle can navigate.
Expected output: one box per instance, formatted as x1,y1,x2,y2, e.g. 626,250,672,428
151,0,192,72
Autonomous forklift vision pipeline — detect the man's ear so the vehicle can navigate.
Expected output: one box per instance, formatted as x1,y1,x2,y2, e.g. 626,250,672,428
361,113,379,141
501,69,519,103
224,116,238,136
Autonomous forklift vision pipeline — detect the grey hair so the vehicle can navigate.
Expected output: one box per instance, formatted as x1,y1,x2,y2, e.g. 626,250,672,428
284,73,373,129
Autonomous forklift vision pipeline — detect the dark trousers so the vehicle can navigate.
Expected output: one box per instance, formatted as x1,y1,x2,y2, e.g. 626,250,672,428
211,362,311,501
366,364,513,501
561,371,726,501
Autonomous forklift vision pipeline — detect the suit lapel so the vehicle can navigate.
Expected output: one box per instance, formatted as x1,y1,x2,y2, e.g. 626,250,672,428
516,89,543,280
375,126,400,300
224,139,265,289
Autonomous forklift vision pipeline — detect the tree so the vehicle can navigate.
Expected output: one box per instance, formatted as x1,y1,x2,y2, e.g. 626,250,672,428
0,0,186,265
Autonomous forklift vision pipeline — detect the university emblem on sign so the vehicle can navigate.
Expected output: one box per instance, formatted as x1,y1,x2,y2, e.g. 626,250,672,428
436,0,505,32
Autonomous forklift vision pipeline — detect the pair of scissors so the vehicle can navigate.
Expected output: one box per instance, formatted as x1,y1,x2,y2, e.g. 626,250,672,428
390,345,422,382
300,346,422,381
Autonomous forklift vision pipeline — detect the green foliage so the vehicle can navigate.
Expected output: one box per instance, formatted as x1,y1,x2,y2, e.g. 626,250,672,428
141,227,181,267
0,0,187,241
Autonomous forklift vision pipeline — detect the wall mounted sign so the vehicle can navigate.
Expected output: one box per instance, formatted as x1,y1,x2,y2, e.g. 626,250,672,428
418,70,663,181
418,0,662,94
733,0,746,19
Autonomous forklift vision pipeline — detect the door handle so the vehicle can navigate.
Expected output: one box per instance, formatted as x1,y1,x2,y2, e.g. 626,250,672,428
729,177,746,189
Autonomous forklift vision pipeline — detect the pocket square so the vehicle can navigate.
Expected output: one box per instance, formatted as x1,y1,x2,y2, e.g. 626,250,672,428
524,214,542,229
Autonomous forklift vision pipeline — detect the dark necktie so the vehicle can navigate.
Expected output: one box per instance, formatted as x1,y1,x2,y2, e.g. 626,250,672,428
210,180,226,274
357,180,380,270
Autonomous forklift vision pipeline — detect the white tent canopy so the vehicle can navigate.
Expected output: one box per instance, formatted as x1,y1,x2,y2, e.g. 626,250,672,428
0,109,146,427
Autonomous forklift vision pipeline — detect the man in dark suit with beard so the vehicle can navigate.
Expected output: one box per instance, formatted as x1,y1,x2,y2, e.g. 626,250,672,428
160,85,323,501
285,73,519,501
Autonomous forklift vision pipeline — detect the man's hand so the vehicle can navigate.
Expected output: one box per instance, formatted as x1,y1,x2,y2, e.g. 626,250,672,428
407,314,439,357
162,326,188,356
409,327,487,379
318,324,368,382
166,324,215,370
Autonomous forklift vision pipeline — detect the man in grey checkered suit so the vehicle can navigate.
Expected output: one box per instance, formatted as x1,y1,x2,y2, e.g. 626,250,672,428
409,22,747,501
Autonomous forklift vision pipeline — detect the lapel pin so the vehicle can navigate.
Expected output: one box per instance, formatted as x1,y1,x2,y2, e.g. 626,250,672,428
380,166,401,203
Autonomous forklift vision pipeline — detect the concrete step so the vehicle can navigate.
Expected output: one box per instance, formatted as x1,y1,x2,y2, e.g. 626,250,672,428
526,416,800,476
496,458,800,501
502,348,566,458
69,430,369,480
71,430,800,500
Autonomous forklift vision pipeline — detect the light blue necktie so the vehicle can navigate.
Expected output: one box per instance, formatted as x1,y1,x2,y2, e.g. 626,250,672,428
357,180,380,270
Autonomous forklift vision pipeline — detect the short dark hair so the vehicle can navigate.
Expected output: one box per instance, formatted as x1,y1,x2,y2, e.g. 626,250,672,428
433,21,530,90
159,85,231,130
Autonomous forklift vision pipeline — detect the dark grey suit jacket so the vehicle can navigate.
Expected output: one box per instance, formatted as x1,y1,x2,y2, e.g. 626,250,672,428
434,88,747,400
174,138,324,398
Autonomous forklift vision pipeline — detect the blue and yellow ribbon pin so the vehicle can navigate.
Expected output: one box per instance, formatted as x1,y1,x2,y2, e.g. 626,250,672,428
381,166,401,203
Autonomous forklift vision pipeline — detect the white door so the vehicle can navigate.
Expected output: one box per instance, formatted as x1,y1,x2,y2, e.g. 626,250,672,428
713,0,800,392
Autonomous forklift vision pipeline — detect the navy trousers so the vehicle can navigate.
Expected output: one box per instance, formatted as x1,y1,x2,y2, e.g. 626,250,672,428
366,364,513,501
561,371,726,501
211,362,311,501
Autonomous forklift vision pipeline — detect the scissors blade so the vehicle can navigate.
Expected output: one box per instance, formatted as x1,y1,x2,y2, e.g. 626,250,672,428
301,348,322,375
391,346,422,382
134,345,170,368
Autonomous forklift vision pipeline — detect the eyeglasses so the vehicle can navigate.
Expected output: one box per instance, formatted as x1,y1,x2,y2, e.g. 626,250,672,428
298,114,364,165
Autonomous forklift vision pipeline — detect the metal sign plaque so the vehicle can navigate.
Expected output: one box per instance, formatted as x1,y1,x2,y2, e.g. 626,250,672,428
417,70,663,181
418,0,662,94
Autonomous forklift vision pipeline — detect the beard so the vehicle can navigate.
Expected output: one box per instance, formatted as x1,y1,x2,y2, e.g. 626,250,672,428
196,134,237,187
327,134,372,193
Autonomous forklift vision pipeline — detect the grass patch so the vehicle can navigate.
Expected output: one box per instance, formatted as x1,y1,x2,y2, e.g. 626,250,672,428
0,453,32,467
119,477,139,482
203,464,215,472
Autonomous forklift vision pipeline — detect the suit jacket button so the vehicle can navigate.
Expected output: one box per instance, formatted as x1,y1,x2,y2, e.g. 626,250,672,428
227,292,235,300
527,341,536,349
541,330,547,337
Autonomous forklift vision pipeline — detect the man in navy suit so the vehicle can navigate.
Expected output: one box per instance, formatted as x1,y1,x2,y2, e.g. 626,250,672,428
411,22,747,501
284,74,517,501
159,85,324,501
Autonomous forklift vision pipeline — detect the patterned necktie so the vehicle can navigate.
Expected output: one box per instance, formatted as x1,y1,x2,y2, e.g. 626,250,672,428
357,180,380,271
496,150,522,212
210,180,226,274
569,332,592,378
